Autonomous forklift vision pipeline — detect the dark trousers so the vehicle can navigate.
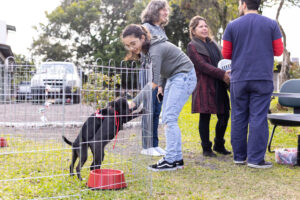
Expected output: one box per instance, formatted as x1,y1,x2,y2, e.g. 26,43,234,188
142,87,162,148
199,111,229,151
230,80,273,164
152,87,162,147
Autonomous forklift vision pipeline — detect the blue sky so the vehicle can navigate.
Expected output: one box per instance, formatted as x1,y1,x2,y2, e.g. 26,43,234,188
0,0,299,60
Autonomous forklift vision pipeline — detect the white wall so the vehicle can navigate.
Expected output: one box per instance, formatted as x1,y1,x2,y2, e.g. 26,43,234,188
0,20,7,45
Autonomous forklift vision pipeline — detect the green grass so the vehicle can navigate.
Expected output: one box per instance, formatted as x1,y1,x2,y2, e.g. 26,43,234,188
0,97,299,199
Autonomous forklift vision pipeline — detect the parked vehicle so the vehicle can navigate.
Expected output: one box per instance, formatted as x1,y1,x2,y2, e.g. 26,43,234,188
30,62,81,104
16,81,32,102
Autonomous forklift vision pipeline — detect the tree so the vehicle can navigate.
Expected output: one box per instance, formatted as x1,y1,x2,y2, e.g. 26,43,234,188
87,0,136,64
31,0,136,65
127,0,213,51
12,54,35,85
13,54,34,65
126,0,149,24
165,3,190,51
180,0,239,43
30,0,240,64
126,1,190,50
261,0,300,86
31,0,102,62
31,31,72,61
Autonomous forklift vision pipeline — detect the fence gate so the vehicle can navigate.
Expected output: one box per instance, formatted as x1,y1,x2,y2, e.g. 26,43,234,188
0,59,152,199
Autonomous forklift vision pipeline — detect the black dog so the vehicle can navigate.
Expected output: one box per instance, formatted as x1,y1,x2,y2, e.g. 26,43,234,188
62,97,141,180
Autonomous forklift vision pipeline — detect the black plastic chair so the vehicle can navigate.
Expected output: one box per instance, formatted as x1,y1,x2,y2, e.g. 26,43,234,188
267,79,300,152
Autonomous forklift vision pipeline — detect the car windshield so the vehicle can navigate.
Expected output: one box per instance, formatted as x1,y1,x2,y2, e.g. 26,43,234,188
39,63,74,74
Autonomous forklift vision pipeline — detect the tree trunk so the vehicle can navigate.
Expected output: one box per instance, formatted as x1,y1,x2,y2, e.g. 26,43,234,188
276,0,291,86
280,49,291,86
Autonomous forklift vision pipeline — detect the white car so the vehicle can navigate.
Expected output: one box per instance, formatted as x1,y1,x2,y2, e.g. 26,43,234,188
30,62,81,104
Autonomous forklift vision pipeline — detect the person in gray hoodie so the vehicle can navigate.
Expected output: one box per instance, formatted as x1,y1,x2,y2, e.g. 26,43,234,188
122,24,197,171
139,0,170,157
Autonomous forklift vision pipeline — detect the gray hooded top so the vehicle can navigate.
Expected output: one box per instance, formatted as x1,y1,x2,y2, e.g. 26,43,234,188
149,36,193,88
133,36,194,107
143,22,168,40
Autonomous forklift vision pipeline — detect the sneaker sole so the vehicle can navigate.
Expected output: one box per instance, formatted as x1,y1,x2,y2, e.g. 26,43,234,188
176,166,184,169
140,152,162,157
234,160,246,165
247,163,272,169
147,166,177,172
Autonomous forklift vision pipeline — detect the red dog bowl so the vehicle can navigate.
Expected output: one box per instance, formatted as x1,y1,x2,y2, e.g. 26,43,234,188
87,169,127,190
0,137,8,147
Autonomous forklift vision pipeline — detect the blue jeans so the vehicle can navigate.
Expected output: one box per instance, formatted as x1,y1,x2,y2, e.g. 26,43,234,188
162,68,197,163
230,80,273,164
141,87,162,148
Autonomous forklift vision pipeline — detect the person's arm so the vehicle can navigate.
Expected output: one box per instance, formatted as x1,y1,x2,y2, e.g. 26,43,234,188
222,40,232,59
222,22,232,59
272,38,284,56
272,21,284,56
130,82,152,109
159,76,166,90
150,52,163,86
187,43,225,81
152,53,166,89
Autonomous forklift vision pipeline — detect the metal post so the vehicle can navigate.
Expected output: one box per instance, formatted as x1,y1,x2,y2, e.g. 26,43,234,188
4,56,15,103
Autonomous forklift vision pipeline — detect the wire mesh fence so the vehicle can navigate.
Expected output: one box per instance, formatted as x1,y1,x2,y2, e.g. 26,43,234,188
0,58,153,199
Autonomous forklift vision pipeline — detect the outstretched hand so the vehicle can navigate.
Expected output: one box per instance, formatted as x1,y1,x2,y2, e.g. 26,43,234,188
128,101,136,109
158,86,163,96
223,70,231,85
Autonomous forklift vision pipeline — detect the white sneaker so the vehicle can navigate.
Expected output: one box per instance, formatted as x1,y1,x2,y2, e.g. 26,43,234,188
140,147,161,156
154,147,166,155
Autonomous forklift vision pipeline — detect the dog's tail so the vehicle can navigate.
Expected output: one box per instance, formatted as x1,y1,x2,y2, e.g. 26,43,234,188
62,136,73,146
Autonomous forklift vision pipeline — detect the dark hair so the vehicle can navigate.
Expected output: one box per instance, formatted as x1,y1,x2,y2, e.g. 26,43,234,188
241,0,261,10
121,24,151,60
141,0,170,26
